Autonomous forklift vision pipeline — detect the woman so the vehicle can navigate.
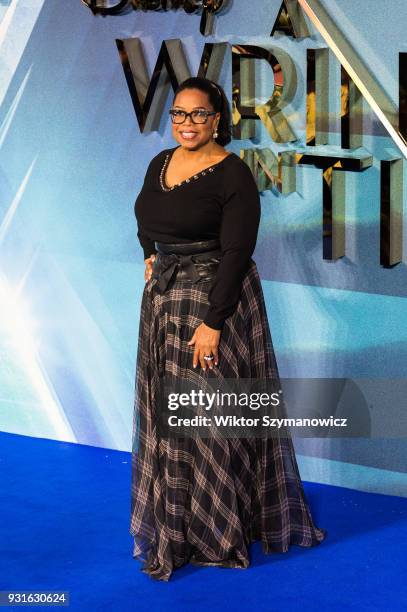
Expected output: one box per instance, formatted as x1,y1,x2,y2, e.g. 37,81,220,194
131,76,327,581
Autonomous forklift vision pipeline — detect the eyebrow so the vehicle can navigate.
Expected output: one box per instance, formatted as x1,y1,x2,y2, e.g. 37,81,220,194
172,105,208,110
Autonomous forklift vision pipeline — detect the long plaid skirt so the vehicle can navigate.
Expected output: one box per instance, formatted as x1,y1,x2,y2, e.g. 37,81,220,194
130,258,327,581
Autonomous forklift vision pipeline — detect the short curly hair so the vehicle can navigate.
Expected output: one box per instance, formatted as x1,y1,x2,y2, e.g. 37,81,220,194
172,76,232,146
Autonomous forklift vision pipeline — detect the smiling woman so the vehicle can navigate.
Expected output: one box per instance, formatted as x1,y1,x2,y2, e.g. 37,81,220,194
130,76,327,582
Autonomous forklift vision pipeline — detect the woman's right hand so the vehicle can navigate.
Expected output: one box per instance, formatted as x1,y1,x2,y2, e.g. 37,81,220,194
144,254,156,282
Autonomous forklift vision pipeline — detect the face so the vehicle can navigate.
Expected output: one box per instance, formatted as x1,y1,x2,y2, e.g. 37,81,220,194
171,88,220,150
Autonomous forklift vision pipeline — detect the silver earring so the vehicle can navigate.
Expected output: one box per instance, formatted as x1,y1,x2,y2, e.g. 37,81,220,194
213,128,219,139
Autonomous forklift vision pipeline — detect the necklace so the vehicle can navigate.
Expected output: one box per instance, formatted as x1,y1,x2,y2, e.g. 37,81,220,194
159,149,232,192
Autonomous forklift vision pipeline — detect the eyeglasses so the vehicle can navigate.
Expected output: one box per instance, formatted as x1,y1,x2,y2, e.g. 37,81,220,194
169,109,217,124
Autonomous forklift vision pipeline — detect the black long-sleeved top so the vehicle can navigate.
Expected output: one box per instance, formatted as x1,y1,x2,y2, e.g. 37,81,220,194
134,146,261,330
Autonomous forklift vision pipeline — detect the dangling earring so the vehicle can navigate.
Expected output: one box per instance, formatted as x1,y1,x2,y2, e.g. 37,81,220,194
213,126,219,139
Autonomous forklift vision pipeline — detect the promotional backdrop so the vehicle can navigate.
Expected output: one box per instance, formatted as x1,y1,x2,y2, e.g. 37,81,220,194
1,0,406,496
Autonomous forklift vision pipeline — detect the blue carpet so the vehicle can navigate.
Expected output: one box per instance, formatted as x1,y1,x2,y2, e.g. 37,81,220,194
0,432,406,611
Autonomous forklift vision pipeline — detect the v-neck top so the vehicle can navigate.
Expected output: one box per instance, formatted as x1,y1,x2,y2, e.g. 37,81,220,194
159,147,231,191
134,146,261,330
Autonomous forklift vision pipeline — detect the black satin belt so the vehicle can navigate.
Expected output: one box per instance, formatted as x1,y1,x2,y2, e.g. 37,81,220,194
151,239,222,294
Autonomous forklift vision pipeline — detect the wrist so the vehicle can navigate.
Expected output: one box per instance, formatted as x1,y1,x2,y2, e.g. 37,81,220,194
144,252,157,262
202,313,224,331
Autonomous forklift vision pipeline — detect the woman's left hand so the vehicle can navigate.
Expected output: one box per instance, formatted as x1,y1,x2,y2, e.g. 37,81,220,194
187,323,221,370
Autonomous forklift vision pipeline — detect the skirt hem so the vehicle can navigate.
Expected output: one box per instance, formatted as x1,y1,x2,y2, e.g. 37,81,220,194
131,527,328,582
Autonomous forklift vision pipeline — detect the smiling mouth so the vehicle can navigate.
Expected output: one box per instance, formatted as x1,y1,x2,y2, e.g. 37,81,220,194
179,131,199,139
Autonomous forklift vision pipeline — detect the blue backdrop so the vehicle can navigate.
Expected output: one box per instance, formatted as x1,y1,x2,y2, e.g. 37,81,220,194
0,0,406,496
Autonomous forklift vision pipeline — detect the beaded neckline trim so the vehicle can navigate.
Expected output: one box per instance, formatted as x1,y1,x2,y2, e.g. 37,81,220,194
159,149,233,192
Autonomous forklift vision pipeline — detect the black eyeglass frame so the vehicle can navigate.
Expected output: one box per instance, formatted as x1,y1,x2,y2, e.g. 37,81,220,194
169,109,218,124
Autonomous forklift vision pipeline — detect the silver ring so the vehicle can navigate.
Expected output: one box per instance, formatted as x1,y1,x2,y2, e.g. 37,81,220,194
203,354,214,361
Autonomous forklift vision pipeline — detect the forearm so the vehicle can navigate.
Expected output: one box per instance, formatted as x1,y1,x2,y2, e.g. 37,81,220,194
203,248,253,330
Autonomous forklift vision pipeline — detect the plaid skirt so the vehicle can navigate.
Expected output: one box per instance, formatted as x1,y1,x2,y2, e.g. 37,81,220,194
130,250,327,582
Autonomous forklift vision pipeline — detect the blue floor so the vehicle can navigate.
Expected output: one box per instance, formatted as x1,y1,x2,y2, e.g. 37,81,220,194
0,431,406,611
